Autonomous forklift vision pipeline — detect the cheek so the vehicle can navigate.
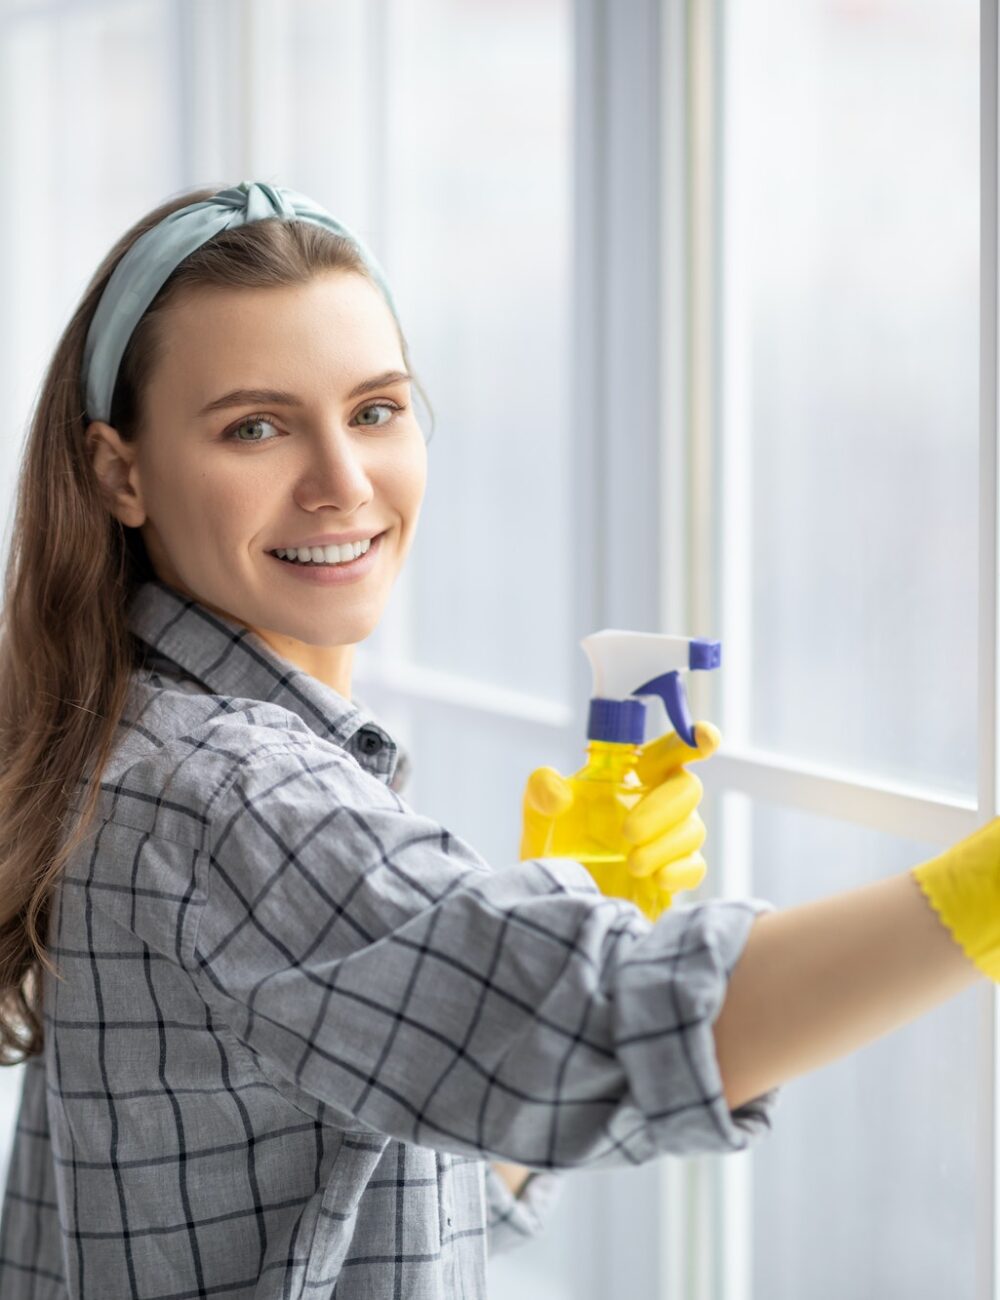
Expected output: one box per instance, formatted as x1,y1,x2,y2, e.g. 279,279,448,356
142,452,268,546
387,440,428,516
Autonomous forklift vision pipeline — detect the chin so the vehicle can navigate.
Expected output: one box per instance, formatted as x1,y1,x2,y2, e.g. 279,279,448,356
286,606,383,647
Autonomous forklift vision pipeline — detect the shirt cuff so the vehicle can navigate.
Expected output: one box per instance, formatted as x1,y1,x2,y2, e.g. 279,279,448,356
611,896,783,1159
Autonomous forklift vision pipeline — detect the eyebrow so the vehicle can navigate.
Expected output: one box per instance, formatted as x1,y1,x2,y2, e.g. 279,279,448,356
196,369,412,416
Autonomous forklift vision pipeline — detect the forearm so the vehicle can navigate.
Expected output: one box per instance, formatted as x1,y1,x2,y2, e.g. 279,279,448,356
491,1160,533,1197
712,869,983,1112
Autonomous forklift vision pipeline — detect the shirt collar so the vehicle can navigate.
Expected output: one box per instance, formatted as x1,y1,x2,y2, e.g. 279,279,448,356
125,578,404,786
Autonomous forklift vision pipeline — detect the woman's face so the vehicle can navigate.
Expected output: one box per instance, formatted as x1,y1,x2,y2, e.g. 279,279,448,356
94,269,427,658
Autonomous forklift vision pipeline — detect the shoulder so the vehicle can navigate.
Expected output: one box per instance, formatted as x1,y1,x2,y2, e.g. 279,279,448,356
75,691,374,852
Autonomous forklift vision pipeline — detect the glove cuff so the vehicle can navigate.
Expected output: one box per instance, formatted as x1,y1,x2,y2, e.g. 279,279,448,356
912,819,1000,982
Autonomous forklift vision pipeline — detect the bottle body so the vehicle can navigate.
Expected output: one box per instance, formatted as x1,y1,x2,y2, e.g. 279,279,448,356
544,741,667,920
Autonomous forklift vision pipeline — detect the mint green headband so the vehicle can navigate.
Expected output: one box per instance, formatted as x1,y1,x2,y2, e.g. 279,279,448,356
82,180,399,424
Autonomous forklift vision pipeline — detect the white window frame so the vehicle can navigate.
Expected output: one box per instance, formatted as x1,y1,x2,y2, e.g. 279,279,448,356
671,2,999,1298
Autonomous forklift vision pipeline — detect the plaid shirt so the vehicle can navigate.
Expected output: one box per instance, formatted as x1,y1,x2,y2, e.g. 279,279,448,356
0,578,778,1299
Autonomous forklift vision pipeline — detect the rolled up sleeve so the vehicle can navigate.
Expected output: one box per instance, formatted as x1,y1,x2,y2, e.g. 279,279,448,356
191,736,779,1169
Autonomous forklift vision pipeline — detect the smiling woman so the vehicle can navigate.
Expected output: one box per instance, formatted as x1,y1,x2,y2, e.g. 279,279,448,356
0,182,779,1300
0,181,434,1054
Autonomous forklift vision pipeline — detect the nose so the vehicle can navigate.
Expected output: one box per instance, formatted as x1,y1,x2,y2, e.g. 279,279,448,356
292,422,375,515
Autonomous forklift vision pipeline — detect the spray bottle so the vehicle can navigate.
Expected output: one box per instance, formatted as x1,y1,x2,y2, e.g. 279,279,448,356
526,631,721,921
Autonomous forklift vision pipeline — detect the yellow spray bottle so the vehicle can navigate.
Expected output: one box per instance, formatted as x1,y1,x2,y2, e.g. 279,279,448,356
526,630,721,921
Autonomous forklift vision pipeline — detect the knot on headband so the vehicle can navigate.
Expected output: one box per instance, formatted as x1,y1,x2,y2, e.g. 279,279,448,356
82,180,398,424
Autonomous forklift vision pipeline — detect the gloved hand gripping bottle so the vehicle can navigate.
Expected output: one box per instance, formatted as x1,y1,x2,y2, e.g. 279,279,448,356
525,629,721,921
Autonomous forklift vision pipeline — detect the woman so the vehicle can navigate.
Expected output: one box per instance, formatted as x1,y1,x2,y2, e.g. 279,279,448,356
0,181,988,1298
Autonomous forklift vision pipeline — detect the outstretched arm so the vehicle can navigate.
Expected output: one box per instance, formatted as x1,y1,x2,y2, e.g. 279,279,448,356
712,868,982,1112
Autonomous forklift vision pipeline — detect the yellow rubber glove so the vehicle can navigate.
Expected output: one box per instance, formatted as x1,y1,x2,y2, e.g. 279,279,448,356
912,816,1000,981
520,722,721,917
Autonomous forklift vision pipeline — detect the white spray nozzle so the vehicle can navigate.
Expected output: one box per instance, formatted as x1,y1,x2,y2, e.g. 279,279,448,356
580,629,721,746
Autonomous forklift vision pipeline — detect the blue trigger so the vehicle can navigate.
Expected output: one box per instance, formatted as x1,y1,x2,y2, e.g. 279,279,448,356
634,670,697,747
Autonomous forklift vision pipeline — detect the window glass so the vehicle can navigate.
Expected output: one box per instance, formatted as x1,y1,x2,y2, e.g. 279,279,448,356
0,1,179,520
384,0,573,702
283,0,377,236
740,796,979,1299
720,0,979,795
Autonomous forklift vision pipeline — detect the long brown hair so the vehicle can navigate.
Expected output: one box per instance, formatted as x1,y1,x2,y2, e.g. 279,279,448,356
0,184,433,1064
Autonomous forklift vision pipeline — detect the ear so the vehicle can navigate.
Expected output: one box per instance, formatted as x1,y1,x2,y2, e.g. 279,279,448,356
86,421,146,528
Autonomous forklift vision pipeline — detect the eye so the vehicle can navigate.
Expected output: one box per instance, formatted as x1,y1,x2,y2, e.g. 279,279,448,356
355,401,402,428
225,414,281,443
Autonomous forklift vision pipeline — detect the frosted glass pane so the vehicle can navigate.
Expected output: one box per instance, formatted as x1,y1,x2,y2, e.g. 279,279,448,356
489,1165,663,1300
393,693,578,869
0,1063,24,1190
282,0,378,235
0,2,180,523
741,798,979,1300
721,0,979,794
385,0,573,702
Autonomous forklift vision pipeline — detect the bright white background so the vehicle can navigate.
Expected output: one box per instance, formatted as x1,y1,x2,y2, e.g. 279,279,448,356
0,1,990,1297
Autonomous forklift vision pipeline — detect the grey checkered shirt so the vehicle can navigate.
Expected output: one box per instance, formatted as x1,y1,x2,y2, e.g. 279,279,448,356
0,578,778,1298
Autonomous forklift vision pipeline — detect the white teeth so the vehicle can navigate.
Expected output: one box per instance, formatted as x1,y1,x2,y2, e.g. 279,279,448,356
274,537,374,565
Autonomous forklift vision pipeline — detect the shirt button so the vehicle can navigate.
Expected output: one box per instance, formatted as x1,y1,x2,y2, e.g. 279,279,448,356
356,728,383,756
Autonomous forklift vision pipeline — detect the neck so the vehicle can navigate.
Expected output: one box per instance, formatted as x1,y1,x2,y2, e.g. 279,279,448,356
152,569,357,698
154,574,356,702
252,628,356,699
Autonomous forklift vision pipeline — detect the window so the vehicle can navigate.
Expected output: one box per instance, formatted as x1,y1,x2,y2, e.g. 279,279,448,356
0,4,988,1297
682,2,986,1296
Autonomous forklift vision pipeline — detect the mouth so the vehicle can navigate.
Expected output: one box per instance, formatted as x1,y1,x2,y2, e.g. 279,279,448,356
267,530,387,567
266,530,387,581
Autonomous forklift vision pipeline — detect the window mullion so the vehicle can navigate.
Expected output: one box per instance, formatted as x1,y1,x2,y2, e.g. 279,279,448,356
979,3,1000,1298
